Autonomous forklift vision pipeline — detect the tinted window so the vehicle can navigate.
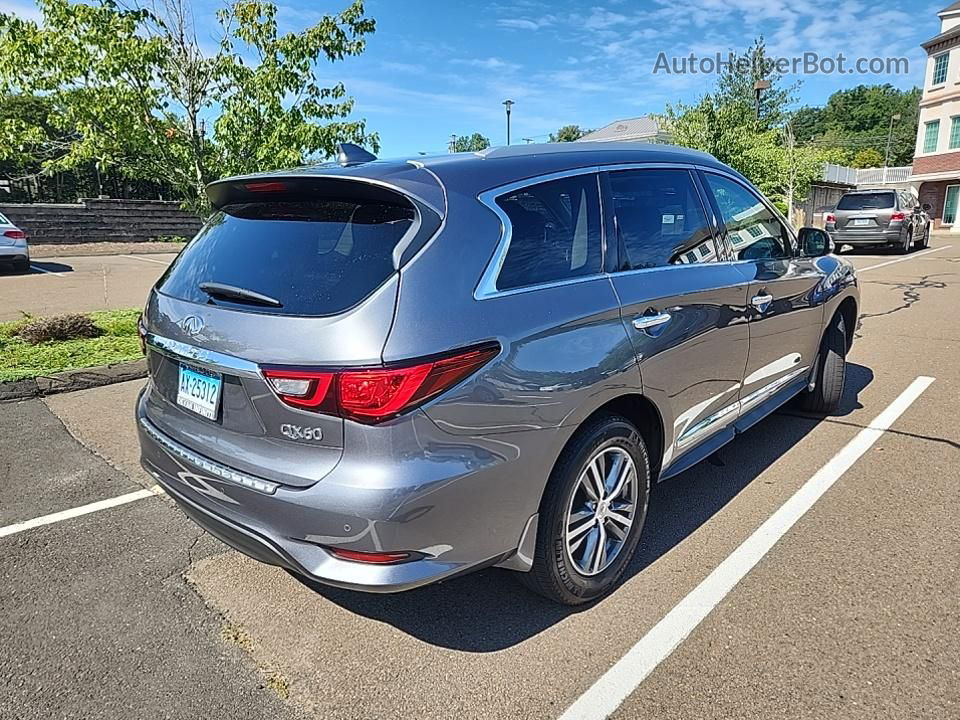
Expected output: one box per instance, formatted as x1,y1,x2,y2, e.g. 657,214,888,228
496,174,602,290
837,192,895,210
703,174,792,261
158,199,415,316
609,169,716,269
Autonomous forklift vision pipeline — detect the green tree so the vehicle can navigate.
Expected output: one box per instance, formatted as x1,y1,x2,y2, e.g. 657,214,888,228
549,124,589,142
452,132,490,152
0,0,379,211
851,148,884,168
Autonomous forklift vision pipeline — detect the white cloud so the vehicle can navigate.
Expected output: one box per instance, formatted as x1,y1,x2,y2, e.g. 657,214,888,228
453,57,522,72
497,15,556,31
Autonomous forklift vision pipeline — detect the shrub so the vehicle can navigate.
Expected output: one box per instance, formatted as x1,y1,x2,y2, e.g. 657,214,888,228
16,313,103,345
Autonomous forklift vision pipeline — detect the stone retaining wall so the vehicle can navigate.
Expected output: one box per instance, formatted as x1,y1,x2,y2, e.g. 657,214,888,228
0,198,202,245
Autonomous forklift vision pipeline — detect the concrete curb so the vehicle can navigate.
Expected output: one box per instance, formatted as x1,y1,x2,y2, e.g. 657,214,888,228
0,359,147,402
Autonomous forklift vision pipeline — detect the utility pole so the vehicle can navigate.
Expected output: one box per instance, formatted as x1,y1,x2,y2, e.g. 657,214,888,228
503,99,514,145
884,113,902,168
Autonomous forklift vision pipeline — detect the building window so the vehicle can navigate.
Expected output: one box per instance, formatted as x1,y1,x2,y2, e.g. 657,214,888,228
950,117,960,150
923,120,940,153
944,185,959,225
933,53,950,86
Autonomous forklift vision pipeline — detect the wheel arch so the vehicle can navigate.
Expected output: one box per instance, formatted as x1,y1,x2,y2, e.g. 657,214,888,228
835,295,858,352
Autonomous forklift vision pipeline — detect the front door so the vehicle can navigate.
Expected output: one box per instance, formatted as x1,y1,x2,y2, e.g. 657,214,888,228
603,167,750,473
700,171,824,423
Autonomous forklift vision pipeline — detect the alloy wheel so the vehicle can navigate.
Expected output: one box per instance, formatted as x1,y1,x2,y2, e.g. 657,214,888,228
564,446,638,576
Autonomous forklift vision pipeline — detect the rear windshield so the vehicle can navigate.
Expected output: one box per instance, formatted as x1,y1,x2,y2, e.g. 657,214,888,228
157,199,415,316
837,192,895,210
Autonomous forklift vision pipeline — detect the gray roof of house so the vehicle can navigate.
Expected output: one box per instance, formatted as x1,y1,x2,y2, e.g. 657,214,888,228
577,117,664,142
942,1,960,13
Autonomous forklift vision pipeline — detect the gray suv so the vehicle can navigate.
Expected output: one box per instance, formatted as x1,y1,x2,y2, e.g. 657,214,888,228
826,189,930,253
137,142,859,605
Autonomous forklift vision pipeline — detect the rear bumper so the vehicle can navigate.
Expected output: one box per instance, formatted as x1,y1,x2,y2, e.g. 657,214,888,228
136,386,553,593
0,246,28,262
828,228,903,245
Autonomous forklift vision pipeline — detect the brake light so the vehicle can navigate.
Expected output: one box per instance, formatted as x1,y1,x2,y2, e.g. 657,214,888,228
890,211,906,222
3,229,25,239
825,213,836,224
262,343,499,423
243,181,288,193
327,547,412,564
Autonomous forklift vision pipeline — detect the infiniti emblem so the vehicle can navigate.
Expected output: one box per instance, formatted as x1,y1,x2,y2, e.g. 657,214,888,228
178,315,204,336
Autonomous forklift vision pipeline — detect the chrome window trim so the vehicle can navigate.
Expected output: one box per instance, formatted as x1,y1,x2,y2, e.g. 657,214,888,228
474,162,704,300
145,333,261,378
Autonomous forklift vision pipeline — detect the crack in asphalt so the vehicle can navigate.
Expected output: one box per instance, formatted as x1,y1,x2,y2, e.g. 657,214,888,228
778,411,960,450
855,273,953,339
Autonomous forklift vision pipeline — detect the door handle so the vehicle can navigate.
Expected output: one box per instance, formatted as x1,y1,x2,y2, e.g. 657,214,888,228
632,312,672,332
751,294,773,312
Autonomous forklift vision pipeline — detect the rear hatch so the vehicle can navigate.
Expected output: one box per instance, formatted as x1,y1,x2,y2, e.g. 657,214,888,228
142,173,441,487
835,191,896,231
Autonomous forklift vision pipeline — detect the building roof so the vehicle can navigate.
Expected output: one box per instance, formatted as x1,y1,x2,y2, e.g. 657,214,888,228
942,1,960,13
577,117,665,142
922,24,960,51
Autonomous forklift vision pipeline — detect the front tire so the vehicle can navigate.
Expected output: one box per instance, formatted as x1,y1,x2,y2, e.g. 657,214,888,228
799,314,847,414
519,414,650,605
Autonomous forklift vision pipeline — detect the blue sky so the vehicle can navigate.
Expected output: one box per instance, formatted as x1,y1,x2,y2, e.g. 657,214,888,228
1,0,948,156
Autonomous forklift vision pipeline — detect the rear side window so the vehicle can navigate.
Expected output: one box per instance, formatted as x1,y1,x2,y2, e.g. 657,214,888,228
609,168,717,269
837,192,895,210
496,174,602,291
158,199,415,316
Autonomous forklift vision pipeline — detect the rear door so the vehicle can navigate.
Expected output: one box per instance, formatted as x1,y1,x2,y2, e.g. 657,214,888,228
603,167,750,471
142,178,437,487
699,171,824,424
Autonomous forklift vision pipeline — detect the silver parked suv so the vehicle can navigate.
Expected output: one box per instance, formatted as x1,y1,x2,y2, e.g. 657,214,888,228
826,189,930,253
137,142,859,605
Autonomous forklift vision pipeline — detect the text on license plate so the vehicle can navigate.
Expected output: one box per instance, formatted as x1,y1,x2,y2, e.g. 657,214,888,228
852,218,871,226
176,365,222,420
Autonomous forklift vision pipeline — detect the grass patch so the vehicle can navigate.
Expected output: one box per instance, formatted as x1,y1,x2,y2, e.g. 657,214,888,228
0,308,142,382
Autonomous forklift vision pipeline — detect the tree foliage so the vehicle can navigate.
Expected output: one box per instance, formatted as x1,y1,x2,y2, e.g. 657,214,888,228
791,84,920,166
664,37,846,214
0,0,379,211
549,124,589,142
452,132,490,152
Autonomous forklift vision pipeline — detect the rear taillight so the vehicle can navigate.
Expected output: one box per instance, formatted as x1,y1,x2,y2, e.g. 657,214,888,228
3,229,25,239
890,211,906,222
262,343,499,423
825,213,836,224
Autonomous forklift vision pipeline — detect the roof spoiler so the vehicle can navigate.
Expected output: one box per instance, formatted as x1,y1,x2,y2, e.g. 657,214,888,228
336,143,377,166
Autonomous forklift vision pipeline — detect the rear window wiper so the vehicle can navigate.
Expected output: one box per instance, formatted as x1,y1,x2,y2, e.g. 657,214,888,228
199,282,282,308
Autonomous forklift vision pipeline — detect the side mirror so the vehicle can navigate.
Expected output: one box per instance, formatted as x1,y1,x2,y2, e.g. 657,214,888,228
922,203,932,212
799,227,834,257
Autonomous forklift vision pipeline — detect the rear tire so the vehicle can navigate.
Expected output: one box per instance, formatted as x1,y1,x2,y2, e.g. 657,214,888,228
799,314,847,414
896,231,911,254
519,414,650,605
12,258,29,274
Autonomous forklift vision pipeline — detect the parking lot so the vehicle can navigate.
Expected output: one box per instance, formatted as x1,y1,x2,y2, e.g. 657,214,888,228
0,252,177,321
1,241,958,720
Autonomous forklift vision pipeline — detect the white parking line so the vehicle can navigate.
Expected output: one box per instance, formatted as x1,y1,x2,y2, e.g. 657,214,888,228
858,245,951,273
122,254,172,265
29,264,65,277
558,375,935,720
0,485,165,539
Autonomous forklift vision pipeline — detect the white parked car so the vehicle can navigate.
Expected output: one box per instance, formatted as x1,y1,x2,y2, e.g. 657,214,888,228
0,212,29,273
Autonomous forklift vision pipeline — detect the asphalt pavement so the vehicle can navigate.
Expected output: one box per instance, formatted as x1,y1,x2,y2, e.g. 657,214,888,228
1,240,957,719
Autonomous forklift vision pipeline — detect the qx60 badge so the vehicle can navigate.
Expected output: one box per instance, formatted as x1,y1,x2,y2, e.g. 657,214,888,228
280,424,324,441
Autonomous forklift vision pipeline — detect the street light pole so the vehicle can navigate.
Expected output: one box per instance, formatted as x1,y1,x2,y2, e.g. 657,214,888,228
503,99,514,145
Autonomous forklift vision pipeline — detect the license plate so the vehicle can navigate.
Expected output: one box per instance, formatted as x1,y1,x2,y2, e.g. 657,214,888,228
852,218,870,226
176,365,222,420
